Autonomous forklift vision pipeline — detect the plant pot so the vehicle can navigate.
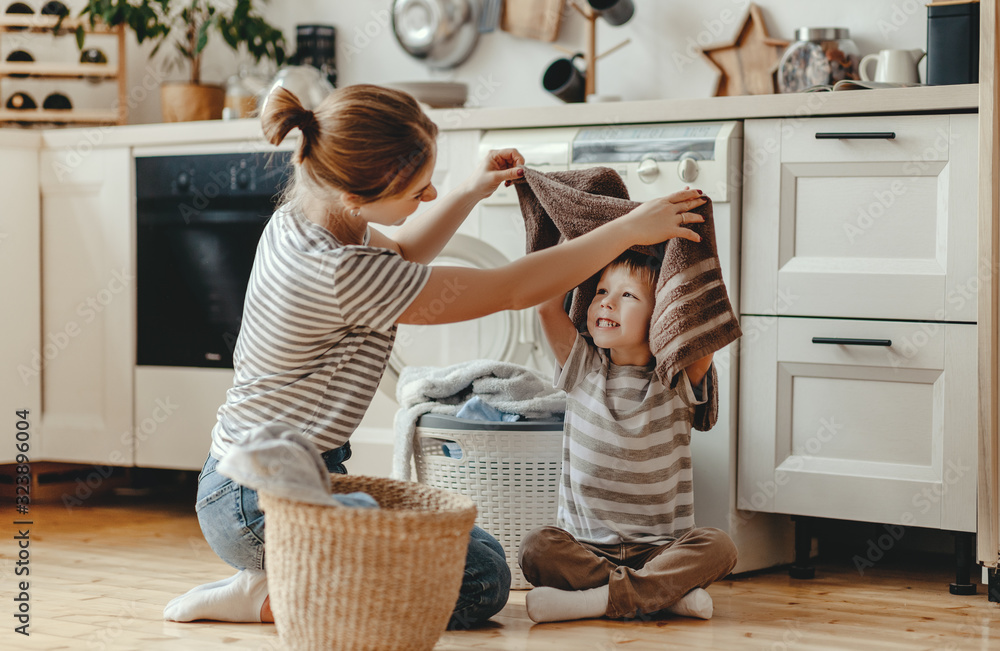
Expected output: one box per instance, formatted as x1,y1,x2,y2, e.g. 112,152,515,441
160,82,225,122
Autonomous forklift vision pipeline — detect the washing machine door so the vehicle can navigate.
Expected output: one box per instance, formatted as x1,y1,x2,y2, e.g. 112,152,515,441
381,233,550,398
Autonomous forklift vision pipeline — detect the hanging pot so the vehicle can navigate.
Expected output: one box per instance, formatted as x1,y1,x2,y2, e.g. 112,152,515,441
392,0,480,69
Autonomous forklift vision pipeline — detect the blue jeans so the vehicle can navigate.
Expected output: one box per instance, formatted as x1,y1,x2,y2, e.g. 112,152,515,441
195,443,510,628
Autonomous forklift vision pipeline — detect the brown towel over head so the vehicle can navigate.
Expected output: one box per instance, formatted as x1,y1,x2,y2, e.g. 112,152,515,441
515,166,742,430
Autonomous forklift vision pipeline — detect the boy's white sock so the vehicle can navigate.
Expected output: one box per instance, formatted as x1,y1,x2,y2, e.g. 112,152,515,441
666,587,713,619
525,584,609,623
163,569,269,622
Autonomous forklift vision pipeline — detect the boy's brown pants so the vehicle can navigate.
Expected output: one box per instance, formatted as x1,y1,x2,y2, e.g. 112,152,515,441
519,525,738,619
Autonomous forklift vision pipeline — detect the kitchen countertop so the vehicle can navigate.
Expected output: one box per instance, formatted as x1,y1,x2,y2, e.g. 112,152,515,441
0,129,42,148
7,83,979,151
429,83,980,130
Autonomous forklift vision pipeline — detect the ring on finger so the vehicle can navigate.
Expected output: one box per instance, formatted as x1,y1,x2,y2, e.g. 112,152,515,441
681,214,686,225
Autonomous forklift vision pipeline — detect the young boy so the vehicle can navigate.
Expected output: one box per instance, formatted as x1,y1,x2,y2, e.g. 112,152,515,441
519,250,738,623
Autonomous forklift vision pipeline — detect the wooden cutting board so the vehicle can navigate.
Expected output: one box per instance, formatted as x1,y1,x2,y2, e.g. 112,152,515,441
699,3,789,96
501,0,565,42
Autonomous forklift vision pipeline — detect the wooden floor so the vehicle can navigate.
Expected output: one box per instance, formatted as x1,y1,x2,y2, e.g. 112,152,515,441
2,486,999,650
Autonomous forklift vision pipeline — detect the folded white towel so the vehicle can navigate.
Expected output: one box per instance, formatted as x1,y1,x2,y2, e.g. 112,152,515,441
392,360,566,480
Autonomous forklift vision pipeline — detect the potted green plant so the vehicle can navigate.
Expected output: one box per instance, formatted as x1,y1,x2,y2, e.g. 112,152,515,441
73,0,286,122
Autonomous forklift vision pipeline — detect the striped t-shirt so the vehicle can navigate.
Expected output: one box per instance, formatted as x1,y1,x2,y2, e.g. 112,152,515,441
556,333,711,545
209,206,430,460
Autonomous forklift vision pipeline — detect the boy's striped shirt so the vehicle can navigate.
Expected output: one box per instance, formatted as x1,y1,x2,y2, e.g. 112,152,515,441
556,333,708,545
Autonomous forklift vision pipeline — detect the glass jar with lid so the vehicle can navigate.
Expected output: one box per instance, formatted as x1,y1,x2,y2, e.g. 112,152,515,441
777,27,861,93
223,65,270,120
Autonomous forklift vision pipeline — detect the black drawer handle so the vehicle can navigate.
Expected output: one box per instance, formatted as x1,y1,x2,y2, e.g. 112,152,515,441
812,337,892,346
815,132,896,140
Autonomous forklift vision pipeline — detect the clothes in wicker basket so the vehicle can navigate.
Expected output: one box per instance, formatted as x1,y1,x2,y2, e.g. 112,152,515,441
392,359,565,480
217,422,378,508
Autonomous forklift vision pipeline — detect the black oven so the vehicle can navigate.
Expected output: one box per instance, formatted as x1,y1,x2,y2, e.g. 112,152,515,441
135,151,292,368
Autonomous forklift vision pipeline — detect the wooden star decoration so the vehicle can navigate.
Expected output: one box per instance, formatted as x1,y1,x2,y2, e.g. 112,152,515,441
700,3,789,96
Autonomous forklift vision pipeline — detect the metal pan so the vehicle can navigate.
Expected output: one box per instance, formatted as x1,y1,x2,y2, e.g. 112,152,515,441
392,0,480,69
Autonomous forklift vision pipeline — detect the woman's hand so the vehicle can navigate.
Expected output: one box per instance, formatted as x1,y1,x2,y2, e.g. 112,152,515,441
621,188,707,246
462,148,526,201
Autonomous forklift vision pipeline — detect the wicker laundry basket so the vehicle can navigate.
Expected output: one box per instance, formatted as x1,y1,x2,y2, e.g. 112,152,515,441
259,475,477,651
413,414,564,589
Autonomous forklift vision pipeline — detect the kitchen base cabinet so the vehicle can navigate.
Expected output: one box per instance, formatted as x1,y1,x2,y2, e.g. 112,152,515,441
39,147,134,466
738,113,979,562
1,137,40,463
739,317,977,533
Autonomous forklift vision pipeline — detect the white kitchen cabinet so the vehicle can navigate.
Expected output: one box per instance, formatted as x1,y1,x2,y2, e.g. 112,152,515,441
739,316,977,532
0,138,40,463
738,114,979,535
39,147,135,467
742,114,979,322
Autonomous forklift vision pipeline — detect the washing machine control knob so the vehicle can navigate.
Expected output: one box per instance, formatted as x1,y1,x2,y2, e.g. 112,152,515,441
636,157,659,183
678,154,700,183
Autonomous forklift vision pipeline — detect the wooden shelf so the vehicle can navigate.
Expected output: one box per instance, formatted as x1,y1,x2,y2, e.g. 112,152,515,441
0,21,126,126
0,62,116,79
0,108,120,124
0,15,116,33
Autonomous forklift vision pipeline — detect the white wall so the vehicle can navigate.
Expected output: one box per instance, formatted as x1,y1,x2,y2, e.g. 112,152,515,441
135,0,928,124
263,0,926,106
0,1,933,125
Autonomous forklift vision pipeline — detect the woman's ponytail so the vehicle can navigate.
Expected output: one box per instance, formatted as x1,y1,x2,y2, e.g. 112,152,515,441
260,86,320,162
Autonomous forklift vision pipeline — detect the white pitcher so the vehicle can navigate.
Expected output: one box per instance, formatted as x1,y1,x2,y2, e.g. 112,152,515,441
860,48,925,84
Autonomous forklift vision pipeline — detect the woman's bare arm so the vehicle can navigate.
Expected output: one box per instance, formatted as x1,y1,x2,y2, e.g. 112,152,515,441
398,190,706,325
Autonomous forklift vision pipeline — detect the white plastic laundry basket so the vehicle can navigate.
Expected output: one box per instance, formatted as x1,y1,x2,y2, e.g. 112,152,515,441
413,413,564,589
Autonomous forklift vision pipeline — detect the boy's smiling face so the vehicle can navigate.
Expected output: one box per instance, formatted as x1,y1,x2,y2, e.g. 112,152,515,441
587,264,655,366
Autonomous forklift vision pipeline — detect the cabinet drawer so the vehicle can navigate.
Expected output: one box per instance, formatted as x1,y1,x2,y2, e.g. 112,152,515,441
781,115,952,163
741,114,978,322
738,316,976,531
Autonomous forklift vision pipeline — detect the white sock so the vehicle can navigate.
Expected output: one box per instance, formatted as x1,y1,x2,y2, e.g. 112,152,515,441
666,587,713,620
163,569,269,622
525,584,609,623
